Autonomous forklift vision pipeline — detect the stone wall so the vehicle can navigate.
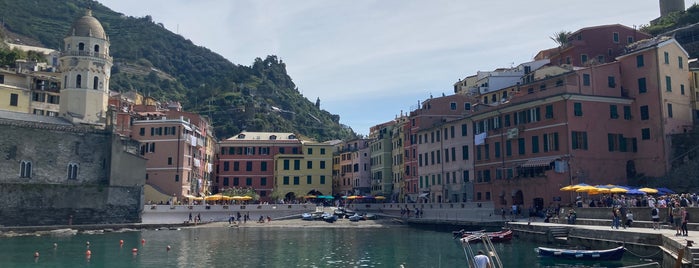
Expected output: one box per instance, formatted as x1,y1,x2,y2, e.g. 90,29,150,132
0,183,142,226
0,120,146,226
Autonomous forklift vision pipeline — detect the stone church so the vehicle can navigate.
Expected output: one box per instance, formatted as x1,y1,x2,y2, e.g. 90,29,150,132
0,9,146,226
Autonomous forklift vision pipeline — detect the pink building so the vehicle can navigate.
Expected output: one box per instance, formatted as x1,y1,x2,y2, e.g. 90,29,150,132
405,94,476,201
216,132,302,202
473,37,691,212
536,24,652,67
333,139,371,196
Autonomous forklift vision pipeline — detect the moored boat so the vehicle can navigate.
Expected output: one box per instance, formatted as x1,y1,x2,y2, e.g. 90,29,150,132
536,246,625,261
459,229,513,243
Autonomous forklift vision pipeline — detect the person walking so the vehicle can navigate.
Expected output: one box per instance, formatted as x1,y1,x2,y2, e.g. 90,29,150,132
651,206,660,230
611,207,620,229
473,250,491,268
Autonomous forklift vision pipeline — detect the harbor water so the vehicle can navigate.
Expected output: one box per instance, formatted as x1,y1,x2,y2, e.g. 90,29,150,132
0,227,656,267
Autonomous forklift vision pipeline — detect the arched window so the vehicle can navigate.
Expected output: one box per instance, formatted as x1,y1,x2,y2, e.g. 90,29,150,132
76,74,82,88
94,44,100,53
78,43,85,51
93,76,98,89
67,163,79,180
20,161,32,178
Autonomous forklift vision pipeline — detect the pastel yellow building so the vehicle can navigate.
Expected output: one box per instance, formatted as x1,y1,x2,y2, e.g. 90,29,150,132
0,69,31,113
274,141,333,201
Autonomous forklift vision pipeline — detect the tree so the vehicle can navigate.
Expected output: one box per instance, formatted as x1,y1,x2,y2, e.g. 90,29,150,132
550,31,571,47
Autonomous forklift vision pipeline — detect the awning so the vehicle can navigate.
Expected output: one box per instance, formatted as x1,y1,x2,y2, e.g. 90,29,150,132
520,157,559,168
419,193,429,198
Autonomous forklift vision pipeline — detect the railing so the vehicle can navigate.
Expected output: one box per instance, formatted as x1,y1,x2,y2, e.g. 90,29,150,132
60,50,112,61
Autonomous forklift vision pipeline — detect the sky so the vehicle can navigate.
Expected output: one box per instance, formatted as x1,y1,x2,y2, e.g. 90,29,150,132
98,0,697,136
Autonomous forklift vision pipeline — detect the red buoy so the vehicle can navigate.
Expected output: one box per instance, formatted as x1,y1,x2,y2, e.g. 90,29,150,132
141,239,146,244
132,248,138,254
85,250,92,256
119,240,124,246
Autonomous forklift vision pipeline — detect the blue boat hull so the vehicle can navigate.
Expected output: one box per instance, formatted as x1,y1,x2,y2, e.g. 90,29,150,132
536,246,625,261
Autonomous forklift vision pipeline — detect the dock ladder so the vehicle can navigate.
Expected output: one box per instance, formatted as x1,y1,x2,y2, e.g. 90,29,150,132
460,233,504,268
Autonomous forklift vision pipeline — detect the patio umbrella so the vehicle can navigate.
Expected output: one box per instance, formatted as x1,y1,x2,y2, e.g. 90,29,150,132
638,187,659,194
572,183,590,188
575,186,598,193
375,196,386,200
609,187,628,194
240,196,253,201
304,195,317,199
657,187,675,194
593,187,611,194
205,194,224,201
626,189,645,195
560,185,576,191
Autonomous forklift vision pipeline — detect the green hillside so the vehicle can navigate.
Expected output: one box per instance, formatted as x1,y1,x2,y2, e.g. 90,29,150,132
0,0,356,141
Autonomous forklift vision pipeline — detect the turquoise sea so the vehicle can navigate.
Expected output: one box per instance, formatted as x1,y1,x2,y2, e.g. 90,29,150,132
0,227,657,267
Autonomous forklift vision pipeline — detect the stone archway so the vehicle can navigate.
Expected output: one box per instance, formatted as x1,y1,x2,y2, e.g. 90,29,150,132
284,192,296,202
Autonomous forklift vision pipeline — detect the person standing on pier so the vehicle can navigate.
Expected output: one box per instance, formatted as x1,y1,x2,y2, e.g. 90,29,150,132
681,207,689,236
611,207,620,229
672,204,682,236
650,206,660,230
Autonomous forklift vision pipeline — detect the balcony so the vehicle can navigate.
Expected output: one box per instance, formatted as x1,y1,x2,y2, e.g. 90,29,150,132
60,50,113,61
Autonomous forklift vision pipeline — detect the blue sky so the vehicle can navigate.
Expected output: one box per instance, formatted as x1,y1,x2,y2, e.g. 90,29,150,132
99,0,697,136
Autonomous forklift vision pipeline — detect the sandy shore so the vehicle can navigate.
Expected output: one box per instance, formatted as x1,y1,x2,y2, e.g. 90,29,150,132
185,217,407,229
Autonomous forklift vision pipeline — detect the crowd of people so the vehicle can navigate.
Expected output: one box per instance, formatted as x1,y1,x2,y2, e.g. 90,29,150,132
573,192,693,236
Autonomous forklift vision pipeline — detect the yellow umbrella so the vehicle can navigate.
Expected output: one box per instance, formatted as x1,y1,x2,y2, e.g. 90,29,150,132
375,196,386,200
221,195,233,201
560,185,576,191
639,187,659,194
240,196,253,200
575,186,597,193
184,194,197,199
205,194,224,201
609,187,628,194
594,187,611,194
304,195,317,199
231,196,246,200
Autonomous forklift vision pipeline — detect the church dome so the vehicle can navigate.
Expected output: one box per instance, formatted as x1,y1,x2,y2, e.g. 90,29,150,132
68,9,106,39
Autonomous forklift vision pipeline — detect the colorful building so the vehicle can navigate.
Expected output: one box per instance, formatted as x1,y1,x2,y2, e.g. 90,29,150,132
274,141,333,201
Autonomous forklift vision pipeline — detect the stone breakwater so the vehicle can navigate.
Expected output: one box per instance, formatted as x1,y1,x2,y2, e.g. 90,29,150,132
0,217,405,238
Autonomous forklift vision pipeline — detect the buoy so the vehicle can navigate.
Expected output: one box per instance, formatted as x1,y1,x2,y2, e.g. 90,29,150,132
85,250,92,256
53,243,57,249
119,240,124,246
131,248,138,254
86,241,90,246
166,245,171,251
141,239,146,244
34,251,39,258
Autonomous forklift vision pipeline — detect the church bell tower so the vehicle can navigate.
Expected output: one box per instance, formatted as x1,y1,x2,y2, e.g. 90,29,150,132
59,8,112,126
